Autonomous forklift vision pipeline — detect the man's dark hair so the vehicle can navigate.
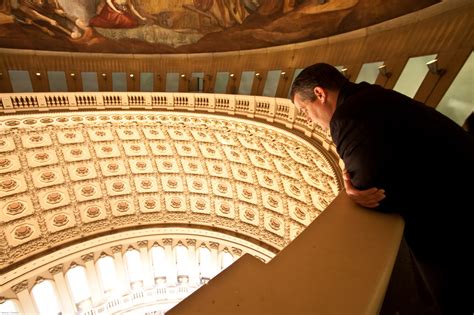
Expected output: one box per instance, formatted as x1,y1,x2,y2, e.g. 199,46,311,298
290,63,348,102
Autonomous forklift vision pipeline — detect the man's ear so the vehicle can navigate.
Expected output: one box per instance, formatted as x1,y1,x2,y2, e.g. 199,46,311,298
313,86,327,103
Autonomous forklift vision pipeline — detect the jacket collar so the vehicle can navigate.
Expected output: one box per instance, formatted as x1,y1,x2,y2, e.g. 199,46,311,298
336,81,358,109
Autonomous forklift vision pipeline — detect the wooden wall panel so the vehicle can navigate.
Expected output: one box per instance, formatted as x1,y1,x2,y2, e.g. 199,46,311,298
0,1,472,105
379,58,409,90
425,48,472,107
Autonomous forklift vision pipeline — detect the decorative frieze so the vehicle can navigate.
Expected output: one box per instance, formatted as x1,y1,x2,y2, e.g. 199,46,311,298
162,238,173,246
48,264,63,275
186,239,196,246
81,253,94,262
11,280,29,293
111,245,123,254
231,247,243,256
137,240,148,248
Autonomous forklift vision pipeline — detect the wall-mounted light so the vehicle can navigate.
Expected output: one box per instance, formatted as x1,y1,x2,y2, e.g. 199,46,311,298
35,72,41,79
255,72,262,80
426,59,445,76
0,72,3,79
129,73,135,80
101,73,107,79
180,73,186,79
281,71,288,79
229,73,236,80
70,73,76,80
378,64,391,78
340,67,349,78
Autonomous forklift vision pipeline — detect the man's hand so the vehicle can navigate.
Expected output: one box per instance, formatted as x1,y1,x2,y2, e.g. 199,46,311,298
343,172,385,208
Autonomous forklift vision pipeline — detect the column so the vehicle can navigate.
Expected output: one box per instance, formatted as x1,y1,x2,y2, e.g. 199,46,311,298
11,280,37,315
138,241,154,289
81,253,103,305
112,245,130,293
186,239,199,286
48,264,76,315
163,238,177,285
209,241,220,278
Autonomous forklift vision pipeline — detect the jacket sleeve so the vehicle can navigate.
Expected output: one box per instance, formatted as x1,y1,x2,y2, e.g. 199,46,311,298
332,118,398,213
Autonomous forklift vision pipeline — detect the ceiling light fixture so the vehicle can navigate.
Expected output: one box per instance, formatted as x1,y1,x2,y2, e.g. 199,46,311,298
426,59,445,76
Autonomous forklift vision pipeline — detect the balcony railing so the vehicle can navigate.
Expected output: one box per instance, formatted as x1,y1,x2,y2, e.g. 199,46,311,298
0,91,341,167
167,192,405,315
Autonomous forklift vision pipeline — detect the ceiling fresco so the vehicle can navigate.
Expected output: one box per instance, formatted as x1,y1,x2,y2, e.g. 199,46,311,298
0,0,439,54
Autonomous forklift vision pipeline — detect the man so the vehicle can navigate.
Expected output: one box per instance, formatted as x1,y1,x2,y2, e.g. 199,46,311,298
291,63,473,314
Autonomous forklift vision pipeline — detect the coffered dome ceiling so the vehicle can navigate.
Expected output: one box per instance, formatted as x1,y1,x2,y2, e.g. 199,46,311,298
0,0,439,53
0,111,341,272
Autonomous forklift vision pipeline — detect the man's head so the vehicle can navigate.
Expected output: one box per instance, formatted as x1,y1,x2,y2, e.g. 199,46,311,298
290,63,348,130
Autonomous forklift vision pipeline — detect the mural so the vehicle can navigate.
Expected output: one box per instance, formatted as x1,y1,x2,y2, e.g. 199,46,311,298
0,0,439,54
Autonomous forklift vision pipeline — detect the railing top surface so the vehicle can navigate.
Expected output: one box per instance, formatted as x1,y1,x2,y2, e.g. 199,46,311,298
168,192,404,315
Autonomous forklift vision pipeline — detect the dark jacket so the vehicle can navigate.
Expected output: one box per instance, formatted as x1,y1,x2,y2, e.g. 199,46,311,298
330,81,474,259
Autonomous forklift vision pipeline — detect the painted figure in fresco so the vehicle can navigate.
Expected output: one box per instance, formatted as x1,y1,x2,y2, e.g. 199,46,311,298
182,0,304,29
89,0,147,28
12,0,87,38
183,0,263,29
0,0,11,14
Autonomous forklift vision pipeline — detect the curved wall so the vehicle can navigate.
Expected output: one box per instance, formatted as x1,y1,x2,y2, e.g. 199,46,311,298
0,0,472,107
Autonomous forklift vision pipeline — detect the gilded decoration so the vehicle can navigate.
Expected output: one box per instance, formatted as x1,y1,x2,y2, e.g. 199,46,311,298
162,238,173,246
0,111,340,271
0,197,34,223
111,245,123,254
186,239,196,246
11,280,28,294
81,253,94,262
137,240,148,248
48,264,63,275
